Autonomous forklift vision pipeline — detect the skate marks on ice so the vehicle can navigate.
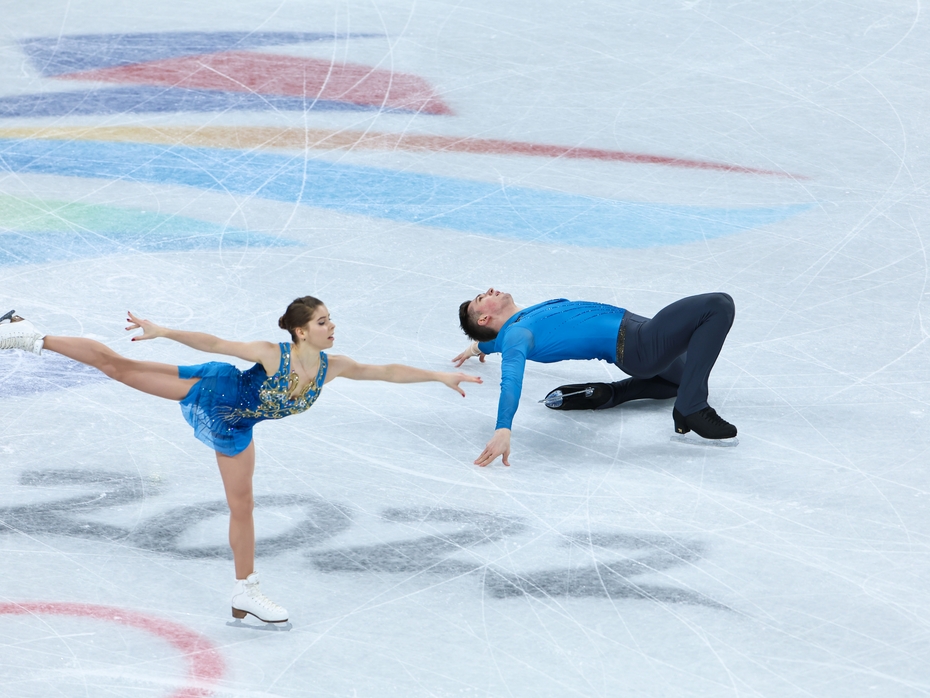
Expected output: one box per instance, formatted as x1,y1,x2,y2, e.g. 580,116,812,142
307,507,727,609
0,351,109,398
0,139,811,250
0,194,298,268
2,469,148,542
130,494,350,560
0,600,226,696
0,470,727,610
484,532,728,609
307,506,525,577
0,469,350,559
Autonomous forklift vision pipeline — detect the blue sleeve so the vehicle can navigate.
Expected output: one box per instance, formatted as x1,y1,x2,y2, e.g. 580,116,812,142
477,339,495,355
494,327,533,430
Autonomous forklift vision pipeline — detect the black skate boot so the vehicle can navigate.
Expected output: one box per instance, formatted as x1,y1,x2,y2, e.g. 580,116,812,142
543,377,679,411
672,407,738,446
541,383,613,410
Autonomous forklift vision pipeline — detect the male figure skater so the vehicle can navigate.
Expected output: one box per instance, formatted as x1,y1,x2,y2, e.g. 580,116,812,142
453,289,737,466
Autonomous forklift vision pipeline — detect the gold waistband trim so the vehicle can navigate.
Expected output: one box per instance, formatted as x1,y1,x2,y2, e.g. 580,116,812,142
615,323,626,365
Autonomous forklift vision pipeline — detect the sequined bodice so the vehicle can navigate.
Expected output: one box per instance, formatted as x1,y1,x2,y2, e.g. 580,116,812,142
229,343,327,422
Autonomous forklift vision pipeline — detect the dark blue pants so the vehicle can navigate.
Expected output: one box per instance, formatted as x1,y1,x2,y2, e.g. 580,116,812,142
616,293,735,415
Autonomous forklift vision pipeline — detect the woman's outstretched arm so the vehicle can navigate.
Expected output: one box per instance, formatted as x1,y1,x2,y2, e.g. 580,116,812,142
325,354,482,396
127,311,281,373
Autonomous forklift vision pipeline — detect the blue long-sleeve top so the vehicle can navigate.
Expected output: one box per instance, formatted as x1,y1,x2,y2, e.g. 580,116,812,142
477,299,626,430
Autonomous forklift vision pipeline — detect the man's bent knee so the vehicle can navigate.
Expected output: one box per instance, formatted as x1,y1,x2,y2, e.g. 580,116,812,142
706,292,735,322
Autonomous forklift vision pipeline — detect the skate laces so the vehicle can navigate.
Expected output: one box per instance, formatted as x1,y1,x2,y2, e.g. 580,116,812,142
0,321,33,344
0,314,43,352
244,579,284,612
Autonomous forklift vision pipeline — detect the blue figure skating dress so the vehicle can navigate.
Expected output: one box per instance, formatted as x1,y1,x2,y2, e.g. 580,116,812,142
178,342,328,456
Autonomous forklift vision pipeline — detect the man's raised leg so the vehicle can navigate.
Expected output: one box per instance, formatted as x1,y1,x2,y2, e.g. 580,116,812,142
624,293,737,441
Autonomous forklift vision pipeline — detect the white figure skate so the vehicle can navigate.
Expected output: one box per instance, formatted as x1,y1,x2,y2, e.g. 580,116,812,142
0,310,44,355
231,572,289,623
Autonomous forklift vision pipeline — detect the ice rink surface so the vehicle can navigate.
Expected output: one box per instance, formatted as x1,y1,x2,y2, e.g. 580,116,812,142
1,1,929,695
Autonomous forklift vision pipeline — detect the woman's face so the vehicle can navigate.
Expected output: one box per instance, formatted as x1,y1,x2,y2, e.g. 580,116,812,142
297,305,335,349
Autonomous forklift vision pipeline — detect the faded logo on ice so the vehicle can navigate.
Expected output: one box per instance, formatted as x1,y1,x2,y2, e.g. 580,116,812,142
1,468,728,609
0,31,810,249
2,31,448,117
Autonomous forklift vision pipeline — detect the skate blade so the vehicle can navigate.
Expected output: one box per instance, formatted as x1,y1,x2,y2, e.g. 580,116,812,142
670,433,739,448
226,618,292,632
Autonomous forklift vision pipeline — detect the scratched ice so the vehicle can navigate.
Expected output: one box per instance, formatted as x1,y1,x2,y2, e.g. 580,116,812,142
1,1,929,696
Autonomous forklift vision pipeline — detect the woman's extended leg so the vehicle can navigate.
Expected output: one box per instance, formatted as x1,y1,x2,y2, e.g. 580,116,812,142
215,442,256,579
43,336,197,400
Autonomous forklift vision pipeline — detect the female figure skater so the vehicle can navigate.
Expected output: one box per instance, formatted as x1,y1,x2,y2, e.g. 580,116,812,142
0,298,480,624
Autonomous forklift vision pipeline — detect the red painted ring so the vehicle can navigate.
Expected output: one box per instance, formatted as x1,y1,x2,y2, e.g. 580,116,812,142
0,601,225,698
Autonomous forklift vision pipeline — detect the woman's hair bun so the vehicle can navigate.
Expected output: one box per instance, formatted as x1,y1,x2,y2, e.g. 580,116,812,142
278,296,324,341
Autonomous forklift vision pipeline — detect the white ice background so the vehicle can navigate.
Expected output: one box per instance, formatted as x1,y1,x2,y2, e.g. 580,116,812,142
1,1,929,696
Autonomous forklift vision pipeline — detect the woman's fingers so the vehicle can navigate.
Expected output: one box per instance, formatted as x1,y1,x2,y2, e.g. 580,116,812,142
126,311,144,331
448,373,483,396
126,311,154,340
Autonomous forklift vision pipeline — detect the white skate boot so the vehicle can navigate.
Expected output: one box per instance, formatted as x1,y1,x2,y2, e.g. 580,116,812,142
231,572,288,623
0,310,44,355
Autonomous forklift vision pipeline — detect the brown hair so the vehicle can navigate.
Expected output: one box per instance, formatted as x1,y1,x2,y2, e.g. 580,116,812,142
278,296,325,342
459,299,499,342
